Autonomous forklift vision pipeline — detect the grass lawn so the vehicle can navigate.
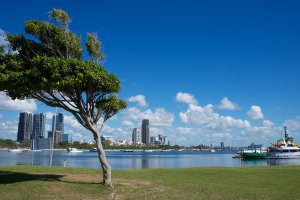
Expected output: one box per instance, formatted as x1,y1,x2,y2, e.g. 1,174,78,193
0,165,300,200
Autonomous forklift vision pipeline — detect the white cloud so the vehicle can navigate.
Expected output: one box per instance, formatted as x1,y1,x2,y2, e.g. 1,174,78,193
121,120,134,127
173,127,195,136
64,115,85,130
128,95,147,107
218,97,239,110
0,120,18,140
179,104,250,130
247,105,264,120
0,28,7,47
204,132,233,143
124,107,174,127
64,129,93,143
263,120,274,127
0,92,37,112
284,117,300,130
176,92,198,105
240,126,279,140
102,124,129,140
0,28,11,54
45,112,54,120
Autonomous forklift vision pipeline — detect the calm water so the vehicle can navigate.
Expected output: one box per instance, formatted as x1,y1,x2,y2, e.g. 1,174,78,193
1,150,300,170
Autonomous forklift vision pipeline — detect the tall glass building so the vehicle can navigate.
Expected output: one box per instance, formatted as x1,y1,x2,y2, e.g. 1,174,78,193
32,113,46,139
56,113,64,132
50,113,64,143
141,119,150,145
17,112,32,143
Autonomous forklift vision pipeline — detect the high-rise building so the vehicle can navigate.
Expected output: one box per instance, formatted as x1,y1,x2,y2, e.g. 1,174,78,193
221,142,224,149
150,134,167,146
132,128,141,144
17,112,32,143
51,113,64,133
141,119,150,145
32,113,46,139
56,113,64,132
30,138,50,150
61,134,69,142
49,113,64,144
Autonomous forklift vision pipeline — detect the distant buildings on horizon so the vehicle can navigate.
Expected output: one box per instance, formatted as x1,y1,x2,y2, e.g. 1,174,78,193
132,119,170,146
100,118,171,147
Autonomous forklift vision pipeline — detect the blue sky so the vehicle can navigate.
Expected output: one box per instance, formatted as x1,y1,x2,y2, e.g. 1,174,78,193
1,0,300,146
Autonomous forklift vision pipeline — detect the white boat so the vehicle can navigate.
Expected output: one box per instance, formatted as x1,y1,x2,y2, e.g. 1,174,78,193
209,149,216,153
267,127,300,159
144,149,153,152
176,149,185,151
8,149,23,152
123,150,134,152
29,149,42,152
67,148,83,153
89,147,98,152
159,149,172,152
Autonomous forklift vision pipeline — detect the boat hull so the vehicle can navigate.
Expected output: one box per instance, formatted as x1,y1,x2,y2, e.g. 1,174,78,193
267,152,300,159
242,152,267,159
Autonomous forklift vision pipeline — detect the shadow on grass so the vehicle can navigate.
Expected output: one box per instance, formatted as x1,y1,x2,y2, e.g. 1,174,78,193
0,171,64,184
0,171,105,186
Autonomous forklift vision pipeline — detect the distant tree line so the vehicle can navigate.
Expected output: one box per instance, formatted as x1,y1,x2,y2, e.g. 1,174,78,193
0,138,181,150
0,139,29,149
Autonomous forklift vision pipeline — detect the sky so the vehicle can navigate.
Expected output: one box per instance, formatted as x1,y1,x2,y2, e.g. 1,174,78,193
1,0,300,147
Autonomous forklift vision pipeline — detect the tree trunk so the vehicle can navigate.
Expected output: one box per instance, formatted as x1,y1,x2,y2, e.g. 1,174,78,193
89,124,113,187
95,136,112,186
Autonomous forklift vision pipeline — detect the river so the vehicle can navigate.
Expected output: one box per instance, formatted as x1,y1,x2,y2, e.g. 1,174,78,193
1,150,300,170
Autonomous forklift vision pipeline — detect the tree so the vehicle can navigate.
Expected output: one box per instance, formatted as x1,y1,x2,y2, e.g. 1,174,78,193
0,9,126,187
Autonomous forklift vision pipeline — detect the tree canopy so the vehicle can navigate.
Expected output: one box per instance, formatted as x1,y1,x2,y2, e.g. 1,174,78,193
0,9,126,128
0,9,126,186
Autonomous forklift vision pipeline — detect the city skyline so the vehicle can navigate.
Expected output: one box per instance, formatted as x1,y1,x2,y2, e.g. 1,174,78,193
1,1,300,146
16,111,67,144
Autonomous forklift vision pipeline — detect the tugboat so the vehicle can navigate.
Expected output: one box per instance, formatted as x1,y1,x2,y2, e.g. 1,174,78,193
241,148,268,159
267,127,300,159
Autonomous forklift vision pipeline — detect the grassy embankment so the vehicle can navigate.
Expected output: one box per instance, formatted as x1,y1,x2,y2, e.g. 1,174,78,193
0,165,300,200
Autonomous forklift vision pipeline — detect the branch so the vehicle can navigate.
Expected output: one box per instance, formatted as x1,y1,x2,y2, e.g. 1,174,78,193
32,92,89,129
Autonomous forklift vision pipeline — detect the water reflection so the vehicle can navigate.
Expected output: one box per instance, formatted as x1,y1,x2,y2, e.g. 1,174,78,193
1,150,300,170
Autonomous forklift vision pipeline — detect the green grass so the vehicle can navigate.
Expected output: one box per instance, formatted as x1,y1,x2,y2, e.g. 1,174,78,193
1,165,300,200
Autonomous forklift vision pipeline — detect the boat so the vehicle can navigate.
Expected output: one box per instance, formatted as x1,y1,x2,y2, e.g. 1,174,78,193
8,149,23,152
144,149,153,152
89,147,98,152
67,148,83,153
159,149,172,152
267,127,300,159
176,149,185,151
123,150,134,152
241,148,268,159
209,149,216,153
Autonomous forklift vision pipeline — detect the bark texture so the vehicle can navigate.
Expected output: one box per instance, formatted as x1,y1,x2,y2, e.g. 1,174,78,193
89,123,112,186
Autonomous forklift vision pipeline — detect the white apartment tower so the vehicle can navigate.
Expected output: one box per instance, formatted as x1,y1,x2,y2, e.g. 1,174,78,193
132,128,141,144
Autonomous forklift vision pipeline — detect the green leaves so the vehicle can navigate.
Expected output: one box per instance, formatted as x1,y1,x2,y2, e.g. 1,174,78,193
23,20,82,59
85,33,104,64
96,95,127,120
0,8,127,126
49,9,70,28
28,56,121,93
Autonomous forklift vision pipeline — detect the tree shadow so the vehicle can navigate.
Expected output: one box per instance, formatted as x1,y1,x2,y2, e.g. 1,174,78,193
0,171,64,184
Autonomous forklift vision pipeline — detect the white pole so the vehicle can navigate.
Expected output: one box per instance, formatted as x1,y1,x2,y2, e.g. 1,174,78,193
31,139,34,166
50,108,57,166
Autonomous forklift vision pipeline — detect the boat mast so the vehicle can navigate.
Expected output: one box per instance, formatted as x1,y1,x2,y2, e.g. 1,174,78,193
284,126,287,141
